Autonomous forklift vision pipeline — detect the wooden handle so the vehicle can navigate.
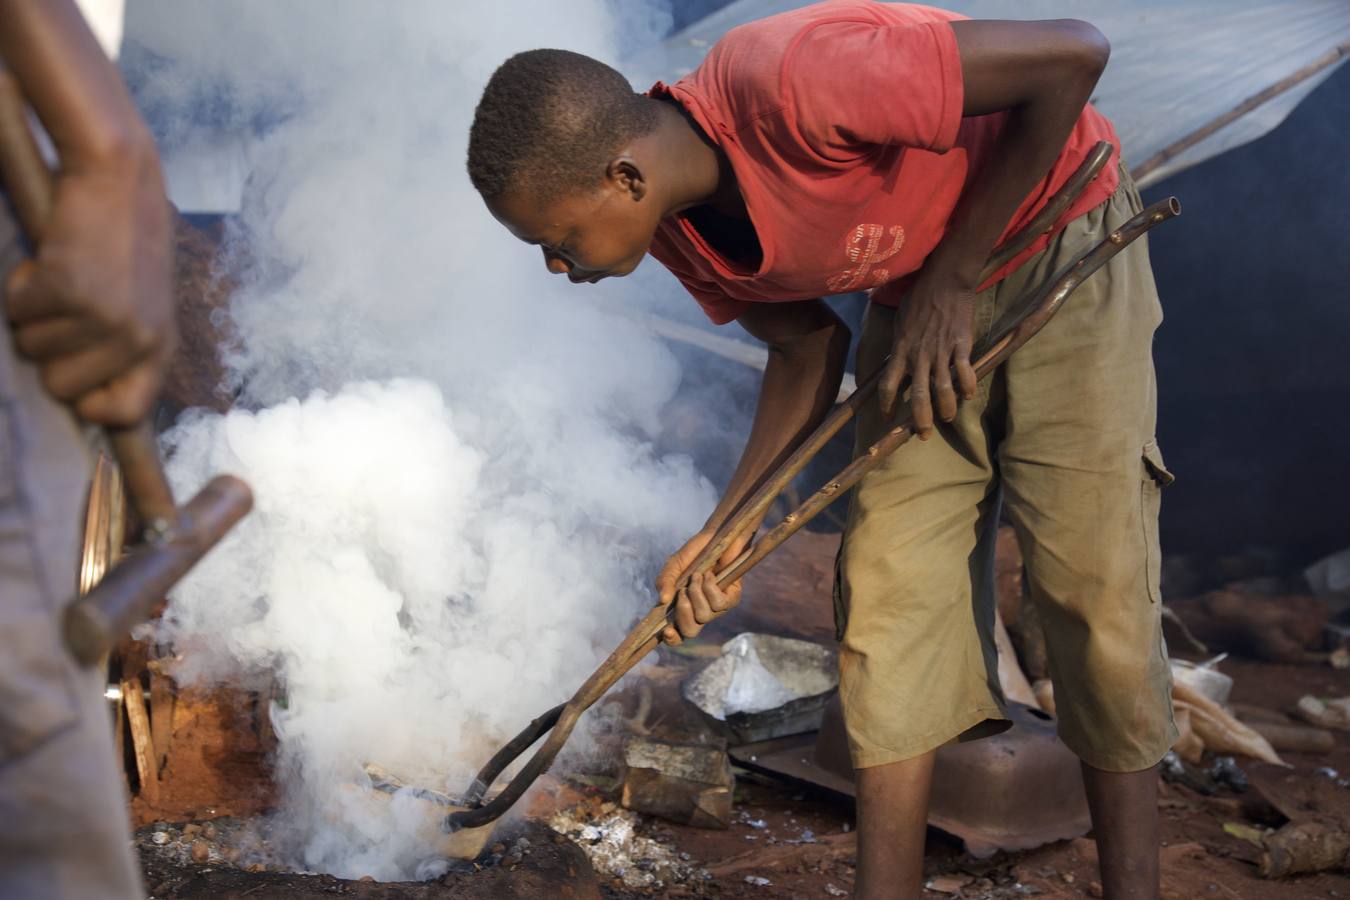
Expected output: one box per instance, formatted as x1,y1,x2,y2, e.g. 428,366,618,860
0,72,178,532
108,421,178,532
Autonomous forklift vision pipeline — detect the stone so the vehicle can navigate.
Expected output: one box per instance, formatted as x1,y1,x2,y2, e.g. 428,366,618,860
1296,695,1350,731
190,839,210,863
927,874,973,893
620,736,733,829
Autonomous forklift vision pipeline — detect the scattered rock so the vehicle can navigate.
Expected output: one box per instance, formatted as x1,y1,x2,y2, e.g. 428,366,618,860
621,736,734,829
190,839,210,863
1261,821,1350,878
1296,695,1350,731
927,873,973,893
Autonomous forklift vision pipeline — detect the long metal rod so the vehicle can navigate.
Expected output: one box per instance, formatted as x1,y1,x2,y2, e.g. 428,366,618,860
447,191,1179,833
1132,40,1350,187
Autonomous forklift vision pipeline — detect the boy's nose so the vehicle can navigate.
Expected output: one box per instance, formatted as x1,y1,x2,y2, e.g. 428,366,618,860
543,249,570,275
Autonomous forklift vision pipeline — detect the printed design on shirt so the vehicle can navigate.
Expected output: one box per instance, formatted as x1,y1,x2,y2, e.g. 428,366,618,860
826,223,905,293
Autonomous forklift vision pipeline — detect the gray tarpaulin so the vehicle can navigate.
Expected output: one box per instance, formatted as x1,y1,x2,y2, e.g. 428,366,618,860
654,0,1350,189
137,1,1349,210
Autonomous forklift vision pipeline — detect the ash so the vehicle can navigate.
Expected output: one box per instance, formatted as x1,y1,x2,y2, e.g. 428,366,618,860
550,804,707,890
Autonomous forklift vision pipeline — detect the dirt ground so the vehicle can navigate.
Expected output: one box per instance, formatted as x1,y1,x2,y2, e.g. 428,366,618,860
539,655,1350,900
132,532,1350,898
134,648,1350,900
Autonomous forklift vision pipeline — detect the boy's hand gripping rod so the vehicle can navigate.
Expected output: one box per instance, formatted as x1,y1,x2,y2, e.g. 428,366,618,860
0,74,253,666
447,141,1179,833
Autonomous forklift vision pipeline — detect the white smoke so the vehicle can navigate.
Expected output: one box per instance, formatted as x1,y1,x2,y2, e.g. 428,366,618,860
127,0,717,880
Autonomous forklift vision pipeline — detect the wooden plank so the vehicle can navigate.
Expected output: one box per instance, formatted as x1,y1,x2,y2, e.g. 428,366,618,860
113,688,128,793
121,678,159,804
149,665,174,775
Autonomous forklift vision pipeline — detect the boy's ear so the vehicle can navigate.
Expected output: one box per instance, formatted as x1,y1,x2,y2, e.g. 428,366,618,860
606,156,648,201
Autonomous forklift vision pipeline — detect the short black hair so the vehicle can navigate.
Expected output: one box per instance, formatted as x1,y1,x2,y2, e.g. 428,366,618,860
467,49,658,203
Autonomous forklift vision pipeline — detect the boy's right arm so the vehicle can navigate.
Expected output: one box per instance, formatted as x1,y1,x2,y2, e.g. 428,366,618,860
657,298,850,643
0,0,175,427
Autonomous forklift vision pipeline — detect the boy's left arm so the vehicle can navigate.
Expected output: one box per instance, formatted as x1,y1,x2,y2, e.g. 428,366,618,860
876,19,1111,434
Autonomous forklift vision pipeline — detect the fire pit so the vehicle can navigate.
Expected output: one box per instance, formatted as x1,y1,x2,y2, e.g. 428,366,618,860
136,817,600,898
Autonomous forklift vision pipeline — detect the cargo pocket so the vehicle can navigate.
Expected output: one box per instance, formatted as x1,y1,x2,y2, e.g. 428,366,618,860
1141,440,1174,603
832,539,848,643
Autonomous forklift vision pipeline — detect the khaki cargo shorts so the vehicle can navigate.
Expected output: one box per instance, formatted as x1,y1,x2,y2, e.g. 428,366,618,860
836,168,1179,773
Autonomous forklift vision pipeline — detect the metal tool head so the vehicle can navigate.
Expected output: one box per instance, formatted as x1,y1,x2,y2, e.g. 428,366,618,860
64,474,253,666
362,764,498,861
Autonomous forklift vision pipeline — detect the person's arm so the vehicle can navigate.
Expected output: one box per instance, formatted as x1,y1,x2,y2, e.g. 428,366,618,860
876,18,1111,434
0,0,175,426
657,298,850,643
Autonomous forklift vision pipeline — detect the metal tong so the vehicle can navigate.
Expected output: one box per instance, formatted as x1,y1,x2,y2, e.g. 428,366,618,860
0,73,254,666
447,141,1179,832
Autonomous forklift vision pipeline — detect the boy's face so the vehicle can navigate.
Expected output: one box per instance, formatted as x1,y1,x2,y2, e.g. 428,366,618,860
486,163,660,284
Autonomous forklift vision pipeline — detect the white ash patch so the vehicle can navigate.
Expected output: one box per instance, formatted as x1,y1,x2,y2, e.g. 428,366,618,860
548,806,706,890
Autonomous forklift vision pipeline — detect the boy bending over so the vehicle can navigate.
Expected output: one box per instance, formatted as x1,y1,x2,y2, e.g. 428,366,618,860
470,3,1175,897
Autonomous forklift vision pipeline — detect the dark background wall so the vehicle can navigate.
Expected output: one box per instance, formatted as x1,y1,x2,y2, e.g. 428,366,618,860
1142,64,1350,564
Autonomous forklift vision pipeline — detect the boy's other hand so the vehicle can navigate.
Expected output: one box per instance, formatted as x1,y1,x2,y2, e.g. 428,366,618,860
5,142,176,427
655,528,749,645
876,274,978,439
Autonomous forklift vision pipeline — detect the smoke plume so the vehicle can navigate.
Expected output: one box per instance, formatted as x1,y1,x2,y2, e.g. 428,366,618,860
125,0,716,880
